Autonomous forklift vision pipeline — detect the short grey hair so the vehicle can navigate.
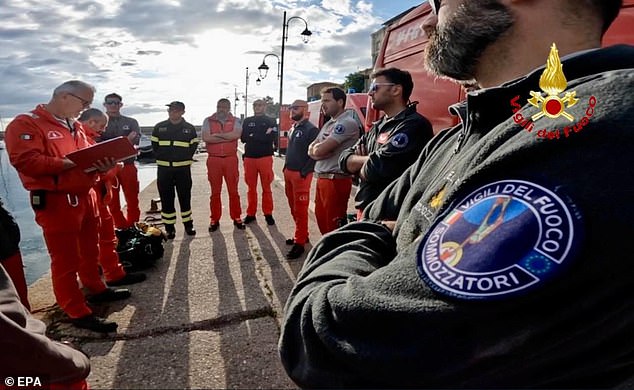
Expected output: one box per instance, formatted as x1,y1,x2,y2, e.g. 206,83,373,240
53,80,96,97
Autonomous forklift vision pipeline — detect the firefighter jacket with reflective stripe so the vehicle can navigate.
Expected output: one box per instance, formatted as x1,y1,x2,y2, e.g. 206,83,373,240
204,114,238,157
5,104,98,194
151,119,198,166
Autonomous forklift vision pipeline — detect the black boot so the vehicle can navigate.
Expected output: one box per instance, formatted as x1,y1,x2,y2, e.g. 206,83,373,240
165,224,176,239
184,221,196,236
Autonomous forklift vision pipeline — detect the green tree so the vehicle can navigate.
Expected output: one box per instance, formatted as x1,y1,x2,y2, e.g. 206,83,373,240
263,96,280,118
343,72,367,93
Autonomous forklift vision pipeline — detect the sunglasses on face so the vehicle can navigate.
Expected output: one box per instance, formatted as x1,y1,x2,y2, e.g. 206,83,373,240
369,82,396,93
430,0,441,14
105,100,121,105
290,105,306,110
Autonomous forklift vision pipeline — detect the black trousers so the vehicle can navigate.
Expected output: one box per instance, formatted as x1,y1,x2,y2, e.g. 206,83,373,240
157,166,193,227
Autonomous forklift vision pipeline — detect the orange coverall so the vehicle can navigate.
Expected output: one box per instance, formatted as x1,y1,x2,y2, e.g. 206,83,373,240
5,105,109,319
84,127,127,282
204,113,243,223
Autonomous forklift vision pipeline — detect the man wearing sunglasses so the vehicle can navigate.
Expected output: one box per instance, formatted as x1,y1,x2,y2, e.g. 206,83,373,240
101,93,141,230
281,0,633,387
339,68,433,219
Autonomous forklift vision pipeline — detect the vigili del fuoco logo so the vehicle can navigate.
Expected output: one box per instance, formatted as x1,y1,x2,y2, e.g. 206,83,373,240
510,43,597,140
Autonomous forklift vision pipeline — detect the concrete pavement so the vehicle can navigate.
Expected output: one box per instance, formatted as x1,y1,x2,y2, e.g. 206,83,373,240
28,151,356,389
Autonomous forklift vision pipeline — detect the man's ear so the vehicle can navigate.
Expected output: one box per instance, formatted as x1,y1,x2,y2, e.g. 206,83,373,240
393,84,404,98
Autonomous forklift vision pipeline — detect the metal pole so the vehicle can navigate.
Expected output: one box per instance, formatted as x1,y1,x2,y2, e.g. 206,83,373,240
245,67,249,119
278,11,287,154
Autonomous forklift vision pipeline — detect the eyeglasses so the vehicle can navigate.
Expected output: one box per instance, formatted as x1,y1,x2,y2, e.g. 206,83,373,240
369,82,396,93
68,93,92,108
429,0,441,14
290,105,306,110
104,100,121,105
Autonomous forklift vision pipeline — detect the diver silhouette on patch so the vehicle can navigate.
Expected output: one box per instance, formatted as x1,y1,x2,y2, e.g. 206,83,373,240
417,180,581,300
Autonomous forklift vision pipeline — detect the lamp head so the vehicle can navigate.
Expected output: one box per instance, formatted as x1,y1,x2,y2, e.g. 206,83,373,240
256,78,262,86
300,28,312,44
258,62,269,79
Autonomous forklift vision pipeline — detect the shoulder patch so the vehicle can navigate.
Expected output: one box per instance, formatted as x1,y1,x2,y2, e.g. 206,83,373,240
334,124,345,135
391,133,409,148
47,130,64,140
417,179,582,300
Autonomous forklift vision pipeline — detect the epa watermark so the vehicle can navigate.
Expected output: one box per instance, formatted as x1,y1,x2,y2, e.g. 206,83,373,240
3,376,44,388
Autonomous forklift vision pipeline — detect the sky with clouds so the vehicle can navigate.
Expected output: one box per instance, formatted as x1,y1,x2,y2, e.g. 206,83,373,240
0,0,422,127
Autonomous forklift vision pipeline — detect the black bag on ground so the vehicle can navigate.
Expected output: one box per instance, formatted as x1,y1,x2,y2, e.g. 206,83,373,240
115,224,166,272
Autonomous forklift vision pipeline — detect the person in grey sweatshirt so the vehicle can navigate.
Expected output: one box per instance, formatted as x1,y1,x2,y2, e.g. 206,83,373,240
0,264,91,388
279,0,633,388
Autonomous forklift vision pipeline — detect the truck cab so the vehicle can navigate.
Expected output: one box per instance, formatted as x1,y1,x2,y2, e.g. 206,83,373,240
367,0,634,134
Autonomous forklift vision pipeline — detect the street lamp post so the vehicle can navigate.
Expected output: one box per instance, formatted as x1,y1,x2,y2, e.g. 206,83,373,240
257,11,311,153
244,66,261,119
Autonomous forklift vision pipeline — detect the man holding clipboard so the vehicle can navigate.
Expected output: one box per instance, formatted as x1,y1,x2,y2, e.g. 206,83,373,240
5,80,131,333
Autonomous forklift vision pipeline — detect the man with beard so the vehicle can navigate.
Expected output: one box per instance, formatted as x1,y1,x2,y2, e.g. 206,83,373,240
279,0,633,388
282,100,319,259
202,98,245,231
308,87,360,234
339,67,433,219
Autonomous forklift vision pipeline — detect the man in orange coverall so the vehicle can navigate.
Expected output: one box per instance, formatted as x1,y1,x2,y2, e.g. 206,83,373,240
78,108,146,286
201,98,245,231
0,264,91,390
5,80,131,333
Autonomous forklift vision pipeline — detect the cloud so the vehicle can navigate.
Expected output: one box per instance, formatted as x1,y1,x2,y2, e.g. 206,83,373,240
0,0,387,125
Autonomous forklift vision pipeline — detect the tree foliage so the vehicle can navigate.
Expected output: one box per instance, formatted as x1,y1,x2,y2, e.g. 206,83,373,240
263,96,280,118
343,72,367,93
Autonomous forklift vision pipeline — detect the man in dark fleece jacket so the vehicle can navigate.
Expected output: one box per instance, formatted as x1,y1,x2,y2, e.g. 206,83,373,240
279,0,633,388
339,67,433,218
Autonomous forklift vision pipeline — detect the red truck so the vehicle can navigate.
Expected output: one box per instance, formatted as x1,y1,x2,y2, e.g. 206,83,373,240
367,0,634,134
276,94,366,154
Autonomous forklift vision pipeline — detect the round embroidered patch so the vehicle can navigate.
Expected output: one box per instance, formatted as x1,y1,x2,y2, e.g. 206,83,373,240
334,124,345,134
391,133,409,148
416,179,582,300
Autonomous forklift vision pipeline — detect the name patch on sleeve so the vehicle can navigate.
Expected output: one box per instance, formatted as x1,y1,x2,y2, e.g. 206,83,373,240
416,180,582,300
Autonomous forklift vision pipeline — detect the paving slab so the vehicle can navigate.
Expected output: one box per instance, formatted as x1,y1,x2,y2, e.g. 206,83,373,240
26,152,357,388
83,317,295,389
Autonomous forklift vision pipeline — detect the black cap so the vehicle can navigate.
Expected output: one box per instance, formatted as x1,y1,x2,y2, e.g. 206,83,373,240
166,101,185,110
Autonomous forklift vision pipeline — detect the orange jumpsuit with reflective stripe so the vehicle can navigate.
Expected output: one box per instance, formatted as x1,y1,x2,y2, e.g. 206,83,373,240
5,105,108,319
